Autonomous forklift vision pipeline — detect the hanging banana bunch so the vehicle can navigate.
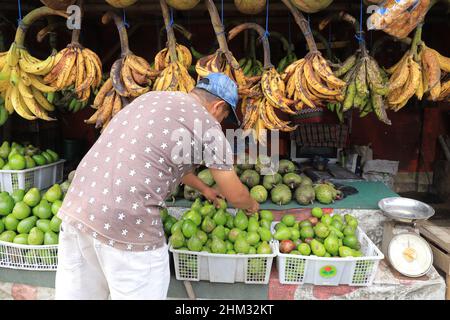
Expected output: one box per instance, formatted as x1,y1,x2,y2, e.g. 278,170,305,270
281,0,346,113
386,24,450,110
152,0,196,92
0,7,68,121
195,0,247,88
43,3,102,113
85,11,155,131
228,23,297,145
320,12,391,124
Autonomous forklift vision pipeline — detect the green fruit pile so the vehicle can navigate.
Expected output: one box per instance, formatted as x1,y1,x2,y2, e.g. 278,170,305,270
0,141,60,171
0,184,64,246
168,199,274,255
274,208,363,258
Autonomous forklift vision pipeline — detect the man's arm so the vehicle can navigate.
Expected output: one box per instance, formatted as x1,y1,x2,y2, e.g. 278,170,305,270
210,168,259,214
181,172,221,204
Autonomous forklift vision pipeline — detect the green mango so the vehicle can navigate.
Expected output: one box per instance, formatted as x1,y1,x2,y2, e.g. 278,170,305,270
11,189,25,204
201,216,216,233
274,227,291,241
310,239,326,257
324,235,339,256
28,227,44,245
211,225,226,241
247,217,259,233
339,246,354,257
290,228,300,241
258,227,272,242
0,141,11,159
234,237,250,254
213,209,227,226
41,151,53,164
259,219,271,230
211,237,227,254
44,230,59,245
25,156,36,169
44,184,63,203
181,219,197,238
257,241,272,254
32,155,47,166
17,216,38,234
0,193,15,216
13,233,28,245
36,219,52,233
259,210,274,222
0,230,16,242
227,228,242,243
199,203,215,217
234,210,249,231
32,200,52,219
23,188,41,207
46,149,60,162
183,209,202,226
187,235,203,252
225,214,234,229
246,231,260,246
190,198,202,212
170,231,185,248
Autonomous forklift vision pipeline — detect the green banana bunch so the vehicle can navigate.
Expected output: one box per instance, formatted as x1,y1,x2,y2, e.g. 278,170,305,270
277,52,298,73
333,52,391,125
239,57,263,77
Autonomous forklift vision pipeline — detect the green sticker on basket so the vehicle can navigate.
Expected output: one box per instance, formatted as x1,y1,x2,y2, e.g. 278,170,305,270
319,265,337,278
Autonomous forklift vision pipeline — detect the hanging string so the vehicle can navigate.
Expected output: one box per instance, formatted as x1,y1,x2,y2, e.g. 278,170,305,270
122,9,129,28
263,0,270,39
17,0,23,25
355,0,365,44
169,7,174,28
328,22,332,47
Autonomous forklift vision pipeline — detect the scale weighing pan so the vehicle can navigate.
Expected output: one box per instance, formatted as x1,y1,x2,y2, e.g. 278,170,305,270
378,197,435,223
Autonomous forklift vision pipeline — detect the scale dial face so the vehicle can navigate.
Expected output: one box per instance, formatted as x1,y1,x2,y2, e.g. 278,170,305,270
388,233,433,277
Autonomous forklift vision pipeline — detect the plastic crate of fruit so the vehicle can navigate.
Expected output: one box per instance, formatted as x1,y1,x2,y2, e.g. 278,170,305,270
169,243,276,284
0,160,65,193
0,241,58,271
274,226,384,286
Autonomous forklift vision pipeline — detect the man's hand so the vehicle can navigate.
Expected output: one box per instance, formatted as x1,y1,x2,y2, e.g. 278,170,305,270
202,187,223,206
245,198,260,216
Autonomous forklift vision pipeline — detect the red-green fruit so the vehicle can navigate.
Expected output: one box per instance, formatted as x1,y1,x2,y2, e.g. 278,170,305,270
9,154,26,170
201,216,216,233
196,230,208,245
170,231,185,249
298,243,311,256
12,202,31,220
228,228,242,243
187,235,203,252
321,214,332,225
313,222,330,238
211,237,227,254
300,226,314,239
234,237,250,254
257,241,272,254
211,225,226,241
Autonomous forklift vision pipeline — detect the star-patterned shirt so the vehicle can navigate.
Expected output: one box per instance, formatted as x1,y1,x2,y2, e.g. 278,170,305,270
58,91,234,251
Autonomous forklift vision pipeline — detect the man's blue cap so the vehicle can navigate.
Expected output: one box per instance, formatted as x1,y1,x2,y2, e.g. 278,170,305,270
196,73,240,126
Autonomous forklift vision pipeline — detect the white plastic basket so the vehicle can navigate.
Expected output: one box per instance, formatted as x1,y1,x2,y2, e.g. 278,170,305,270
0,160,65,192
169,243,276,284
275,226,384,286
0,240,58,271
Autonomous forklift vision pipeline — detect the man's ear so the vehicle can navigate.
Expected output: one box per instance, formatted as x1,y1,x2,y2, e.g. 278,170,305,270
211,100,226,114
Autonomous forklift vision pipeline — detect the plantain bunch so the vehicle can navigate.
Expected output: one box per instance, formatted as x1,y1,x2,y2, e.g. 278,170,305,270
387,26,450,110
0,42,57,121
242,67,298,144
44,44,102,104
152,44,196,92
196,50,247,88
154,44,192,71
330,51,391,124
283,51,346,112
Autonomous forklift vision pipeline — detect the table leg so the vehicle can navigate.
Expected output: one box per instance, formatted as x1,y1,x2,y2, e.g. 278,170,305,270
183,281,196,300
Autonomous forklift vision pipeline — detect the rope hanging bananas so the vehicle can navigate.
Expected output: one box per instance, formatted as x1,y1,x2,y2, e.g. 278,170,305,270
321,12,391,124
228,23,297,145
85,11,155,132
153,0,196,92
0,7,68,121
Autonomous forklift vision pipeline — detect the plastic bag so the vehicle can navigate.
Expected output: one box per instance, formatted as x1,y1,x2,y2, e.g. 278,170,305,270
368,0,431,39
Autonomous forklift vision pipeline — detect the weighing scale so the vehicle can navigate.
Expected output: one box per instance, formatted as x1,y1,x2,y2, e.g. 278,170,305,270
378,197,435,277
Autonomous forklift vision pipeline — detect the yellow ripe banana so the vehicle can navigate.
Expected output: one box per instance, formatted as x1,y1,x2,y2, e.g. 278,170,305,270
126,54,154,78
121,63,149,97
56,50,77,89
19,50,55,76
386,52,408,74
31,87,54,112
4,85,14,114
22,94,55,121
93,78,113,109
261,68,295,115
389,59,420,106
388,55,411,91
415,72,424,100
18,80,34,99
82,48,102,88
44,50,70,85
294,62,317,109
29,74,56,93
312,54,346,89
85,109,100,124
6,43,19,67
74,48,85,97
10,86,36,120
304,59,340,97
96,91,115,129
